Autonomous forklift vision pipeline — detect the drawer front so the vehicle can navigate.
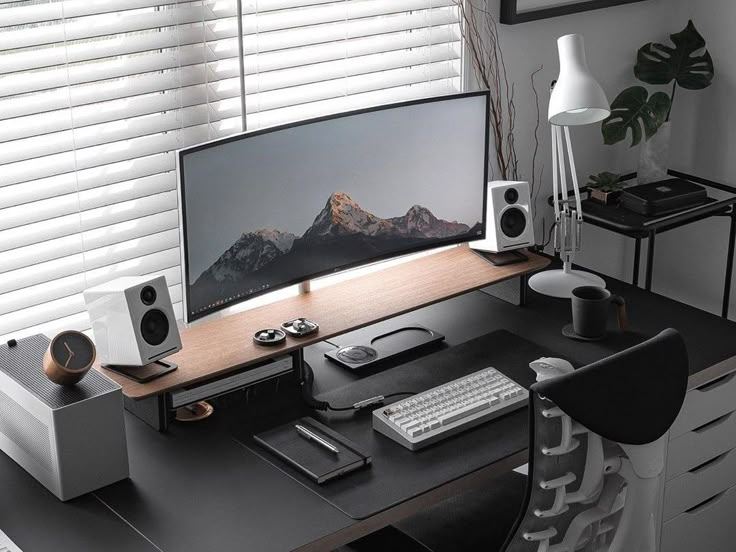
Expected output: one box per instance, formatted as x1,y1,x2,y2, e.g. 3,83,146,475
666,410,736,480
661,485,736,552
671,372,736,439
664,447,736,521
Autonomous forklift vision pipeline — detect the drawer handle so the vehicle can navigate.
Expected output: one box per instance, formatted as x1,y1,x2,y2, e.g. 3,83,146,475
689,450,731,474
685,490,728,515
693,411,733,434
695,372,736,392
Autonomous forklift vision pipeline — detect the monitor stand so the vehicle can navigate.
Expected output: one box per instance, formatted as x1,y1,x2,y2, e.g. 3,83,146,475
298,280,311,294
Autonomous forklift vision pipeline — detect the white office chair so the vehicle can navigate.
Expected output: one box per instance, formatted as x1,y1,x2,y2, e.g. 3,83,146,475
341,329,689,552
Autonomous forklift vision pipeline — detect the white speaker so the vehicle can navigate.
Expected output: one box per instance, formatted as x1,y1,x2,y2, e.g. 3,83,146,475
472,181,535,253
84,275,182,367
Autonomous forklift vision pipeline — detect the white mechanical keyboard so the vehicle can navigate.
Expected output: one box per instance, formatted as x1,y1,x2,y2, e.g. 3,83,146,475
373,367,528,450
0,530,22,552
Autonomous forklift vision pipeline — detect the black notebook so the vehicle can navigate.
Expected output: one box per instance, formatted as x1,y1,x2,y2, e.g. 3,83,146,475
254,417,372,484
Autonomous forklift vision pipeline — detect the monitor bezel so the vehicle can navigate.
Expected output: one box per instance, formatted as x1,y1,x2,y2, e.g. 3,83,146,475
178,90,491,323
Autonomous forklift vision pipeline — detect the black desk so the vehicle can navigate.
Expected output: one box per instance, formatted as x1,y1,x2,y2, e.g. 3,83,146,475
4,266,736,552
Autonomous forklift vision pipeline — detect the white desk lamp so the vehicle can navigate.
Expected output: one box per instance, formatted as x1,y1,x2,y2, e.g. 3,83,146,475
528,34,611,298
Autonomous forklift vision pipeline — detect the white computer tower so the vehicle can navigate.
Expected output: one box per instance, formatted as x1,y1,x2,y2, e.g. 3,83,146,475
0,335,129,501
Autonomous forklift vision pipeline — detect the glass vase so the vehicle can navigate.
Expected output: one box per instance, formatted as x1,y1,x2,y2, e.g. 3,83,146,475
638,121,671,184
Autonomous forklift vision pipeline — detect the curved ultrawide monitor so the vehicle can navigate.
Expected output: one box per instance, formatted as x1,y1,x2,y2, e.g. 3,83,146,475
179,91,490,322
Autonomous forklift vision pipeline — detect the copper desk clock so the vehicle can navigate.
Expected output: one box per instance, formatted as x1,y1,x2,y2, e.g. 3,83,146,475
43,330,96,386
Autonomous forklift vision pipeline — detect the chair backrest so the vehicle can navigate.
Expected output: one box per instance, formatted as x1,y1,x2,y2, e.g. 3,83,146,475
502,328,689,552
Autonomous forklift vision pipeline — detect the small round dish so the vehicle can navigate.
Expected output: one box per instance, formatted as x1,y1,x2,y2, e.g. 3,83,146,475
175,401,214,422
253,328,287,346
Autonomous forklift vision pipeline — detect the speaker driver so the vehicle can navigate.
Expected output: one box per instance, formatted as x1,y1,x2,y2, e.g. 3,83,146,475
504,188,519,204
500,207,527,238
140,285,157,306
140,309,169,346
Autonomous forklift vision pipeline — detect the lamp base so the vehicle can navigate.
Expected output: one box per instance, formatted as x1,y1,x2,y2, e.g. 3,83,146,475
528,268,605,298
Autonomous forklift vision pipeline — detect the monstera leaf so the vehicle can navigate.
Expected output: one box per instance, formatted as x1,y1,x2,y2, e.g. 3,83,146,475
635,20,714,90
601,86,671,147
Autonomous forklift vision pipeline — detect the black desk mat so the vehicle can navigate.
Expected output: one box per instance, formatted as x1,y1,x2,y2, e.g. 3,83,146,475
241,330,567,520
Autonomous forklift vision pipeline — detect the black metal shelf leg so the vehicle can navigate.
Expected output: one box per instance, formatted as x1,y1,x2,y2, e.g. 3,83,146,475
633,238,641,287
645,231,656,291
723,209,736,318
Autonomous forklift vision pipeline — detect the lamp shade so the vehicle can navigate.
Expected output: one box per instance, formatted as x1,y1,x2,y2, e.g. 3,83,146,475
548,34,610,126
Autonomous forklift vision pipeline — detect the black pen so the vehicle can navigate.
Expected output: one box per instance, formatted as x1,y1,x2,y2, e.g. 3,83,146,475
295,424,339,454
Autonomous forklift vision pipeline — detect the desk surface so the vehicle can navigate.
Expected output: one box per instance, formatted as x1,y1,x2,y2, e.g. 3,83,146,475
4,264,736,552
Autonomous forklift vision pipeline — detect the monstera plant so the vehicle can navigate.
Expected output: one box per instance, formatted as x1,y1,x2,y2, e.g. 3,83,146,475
602,20,714,148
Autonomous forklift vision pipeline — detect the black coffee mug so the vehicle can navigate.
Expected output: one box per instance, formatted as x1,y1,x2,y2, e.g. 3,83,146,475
571,286,628,339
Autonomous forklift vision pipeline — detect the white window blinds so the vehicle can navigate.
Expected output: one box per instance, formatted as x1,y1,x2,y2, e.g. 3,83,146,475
0,0,462,342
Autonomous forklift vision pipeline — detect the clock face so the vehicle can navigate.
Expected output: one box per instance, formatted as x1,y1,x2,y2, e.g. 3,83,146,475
51,331,95,372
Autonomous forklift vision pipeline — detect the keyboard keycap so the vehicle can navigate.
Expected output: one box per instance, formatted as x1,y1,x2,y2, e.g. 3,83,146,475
372,367,529,450
439,401,491,425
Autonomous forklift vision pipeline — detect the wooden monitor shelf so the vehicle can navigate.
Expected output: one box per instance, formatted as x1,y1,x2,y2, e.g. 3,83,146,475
96,247,549,400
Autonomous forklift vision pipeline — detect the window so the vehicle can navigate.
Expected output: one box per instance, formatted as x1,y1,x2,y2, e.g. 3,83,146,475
0,0,462,341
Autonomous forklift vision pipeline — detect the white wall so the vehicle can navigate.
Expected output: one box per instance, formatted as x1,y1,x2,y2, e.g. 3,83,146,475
476,0,672,281
637,0,736,318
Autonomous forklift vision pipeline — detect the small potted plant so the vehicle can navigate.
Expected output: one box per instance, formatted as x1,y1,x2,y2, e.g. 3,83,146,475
587,172,624,205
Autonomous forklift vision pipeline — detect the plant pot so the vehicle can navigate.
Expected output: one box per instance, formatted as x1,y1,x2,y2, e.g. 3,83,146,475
638,121,671,184
589,189,620,205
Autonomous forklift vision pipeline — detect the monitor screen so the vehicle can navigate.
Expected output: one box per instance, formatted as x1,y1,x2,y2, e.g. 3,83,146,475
179,92,489,322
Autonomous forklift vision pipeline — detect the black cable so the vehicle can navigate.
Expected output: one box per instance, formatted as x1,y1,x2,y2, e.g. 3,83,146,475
541,221,557,249
299,360,415,412
385,392,417,400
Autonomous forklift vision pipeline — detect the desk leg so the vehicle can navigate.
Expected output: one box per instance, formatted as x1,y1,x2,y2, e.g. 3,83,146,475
633,238,641,287
293,348,307,384
124,393,170,432
645,231,656,291
519,274,528,307
723,209,736,318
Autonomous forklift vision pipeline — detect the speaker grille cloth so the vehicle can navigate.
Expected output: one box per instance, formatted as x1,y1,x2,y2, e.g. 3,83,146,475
0,387,53,474
0,335,117,409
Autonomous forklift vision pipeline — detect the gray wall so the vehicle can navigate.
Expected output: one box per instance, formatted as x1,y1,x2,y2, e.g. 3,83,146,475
479,0,736,318
642,0,736,317
475,0,671,282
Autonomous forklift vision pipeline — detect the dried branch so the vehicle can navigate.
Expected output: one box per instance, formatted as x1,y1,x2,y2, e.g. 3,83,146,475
529,65,543,217
454,0,541,191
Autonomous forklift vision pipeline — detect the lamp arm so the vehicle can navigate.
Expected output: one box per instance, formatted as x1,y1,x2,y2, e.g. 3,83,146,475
563,126,584,220
551,125,561,251
554,126,572,254
563,126,584,251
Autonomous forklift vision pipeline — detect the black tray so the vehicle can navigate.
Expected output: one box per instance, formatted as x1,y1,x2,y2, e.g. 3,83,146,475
620,178,707,216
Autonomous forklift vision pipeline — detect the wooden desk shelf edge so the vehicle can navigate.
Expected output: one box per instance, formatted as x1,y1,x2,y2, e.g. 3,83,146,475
96,248,549,399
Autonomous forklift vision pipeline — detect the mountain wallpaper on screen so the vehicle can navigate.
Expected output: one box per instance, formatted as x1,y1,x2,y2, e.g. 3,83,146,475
191,192,481,310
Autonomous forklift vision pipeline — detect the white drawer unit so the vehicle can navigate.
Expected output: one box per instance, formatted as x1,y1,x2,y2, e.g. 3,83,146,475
670,372,736,439
663,447,736,521
666,409,736,479
660,365,736,552
661,485,736,552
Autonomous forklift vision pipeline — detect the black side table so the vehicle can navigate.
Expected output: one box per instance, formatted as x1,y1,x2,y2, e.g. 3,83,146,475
549,170,736,318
